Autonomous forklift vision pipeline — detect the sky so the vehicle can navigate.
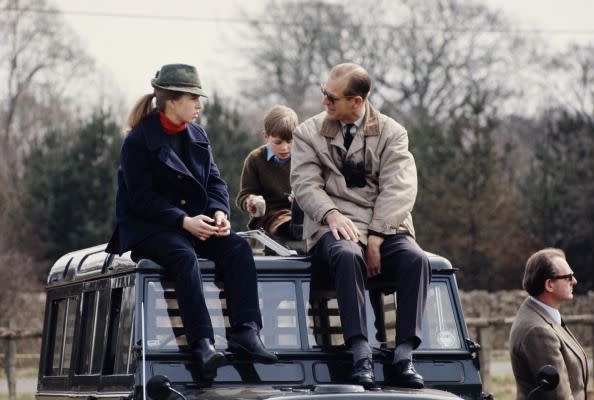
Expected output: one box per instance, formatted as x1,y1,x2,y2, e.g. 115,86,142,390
50,0,594,109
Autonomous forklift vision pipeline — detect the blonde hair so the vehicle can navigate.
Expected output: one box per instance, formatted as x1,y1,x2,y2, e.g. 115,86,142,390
264,105,298,141
124,89,185,133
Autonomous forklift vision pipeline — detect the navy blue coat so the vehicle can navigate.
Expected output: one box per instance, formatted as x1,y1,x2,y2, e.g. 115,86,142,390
106,113,230,255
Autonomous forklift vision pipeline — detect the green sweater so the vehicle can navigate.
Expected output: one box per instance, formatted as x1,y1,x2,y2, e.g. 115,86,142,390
236,145,292,222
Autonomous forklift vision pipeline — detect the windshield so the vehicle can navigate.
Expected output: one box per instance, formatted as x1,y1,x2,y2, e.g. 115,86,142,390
144,278,462,352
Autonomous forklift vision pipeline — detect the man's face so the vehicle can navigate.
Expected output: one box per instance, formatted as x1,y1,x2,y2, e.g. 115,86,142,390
549,256,577,303
321,75,357,122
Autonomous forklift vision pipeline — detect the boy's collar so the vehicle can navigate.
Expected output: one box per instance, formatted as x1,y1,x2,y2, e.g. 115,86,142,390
266,145,290,164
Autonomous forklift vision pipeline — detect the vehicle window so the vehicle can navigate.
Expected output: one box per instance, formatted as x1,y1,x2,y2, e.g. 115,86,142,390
303,283,395,348
49,296,78,376
77,291,103,374
114,286,136,374
302,281,462,350
145,280,301,351
103,286,136,375
418,281,462,350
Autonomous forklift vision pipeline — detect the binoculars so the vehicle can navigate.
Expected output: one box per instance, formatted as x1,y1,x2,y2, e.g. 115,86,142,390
341,160,366,188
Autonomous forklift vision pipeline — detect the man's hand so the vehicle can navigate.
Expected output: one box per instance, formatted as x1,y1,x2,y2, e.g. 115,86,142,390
213,210,231,237
182,215,220,241
324,210,360,241
365,235,384,277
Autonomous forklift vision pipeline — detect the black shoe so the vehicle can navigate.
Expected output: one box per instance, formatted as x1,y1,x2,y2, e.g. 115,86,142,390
351,358,375,389
191,338,228,380
386,359,424,389
228,325,278,363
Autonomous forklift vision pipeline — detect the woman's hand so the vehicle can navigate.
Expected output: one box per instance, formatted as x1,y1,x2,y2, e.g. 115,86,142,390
182,215,220,241
213,210,231,237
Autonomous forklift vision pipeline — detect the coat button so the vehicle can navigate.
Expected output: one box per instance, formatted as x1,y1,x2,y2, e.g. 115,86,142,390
177,174,183,180
179,199,187,206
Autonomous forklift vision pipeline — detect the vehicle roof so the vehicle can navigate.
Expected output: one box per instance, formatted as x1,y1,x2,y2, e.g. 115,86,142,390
47,243,453,285
159,385,463,400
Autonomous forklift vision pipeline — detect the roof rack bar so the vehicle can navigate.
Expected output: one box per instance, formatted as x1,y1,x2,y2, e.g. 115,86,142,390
237,230,298,257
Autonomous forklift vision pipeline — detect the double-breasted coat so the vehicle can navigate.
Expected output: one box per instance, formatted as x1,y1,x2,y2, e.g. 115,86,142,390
107,113,230,255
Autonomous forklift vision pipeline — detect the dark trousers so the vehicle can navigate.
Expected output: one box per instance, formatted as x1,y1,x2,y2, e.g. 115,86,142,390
132,231,262,346
311,232,430,348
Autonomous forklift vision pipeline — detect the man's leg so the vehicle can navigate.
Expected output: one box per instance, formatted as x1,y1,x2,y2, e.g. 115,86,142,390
196,232,277,362
312,232,374,388
312,232,368,343
380,233,430,388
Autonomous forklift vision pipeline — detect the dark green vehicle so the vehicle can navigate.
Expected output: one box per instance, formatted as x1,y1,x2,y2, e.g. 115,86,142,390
36,231,491,400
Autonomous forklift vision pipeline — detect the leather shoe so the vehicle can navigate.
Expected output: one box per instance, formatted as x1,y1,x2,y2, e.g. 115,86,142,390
191,338,228,379
351,357,375,389
385,359,424,389
228,325,278,363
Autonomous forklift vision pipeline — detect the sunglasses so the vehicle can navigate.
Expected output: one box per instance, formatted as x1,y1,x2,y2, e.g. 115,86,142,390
320,84,355,105
550,273,574,281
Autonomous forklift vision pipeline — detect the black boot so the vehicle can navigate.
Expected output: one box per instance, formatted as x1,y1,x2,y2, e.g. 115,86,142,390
385,359,424,389
351,357,375,389
191,338,227,379
227,322,278,363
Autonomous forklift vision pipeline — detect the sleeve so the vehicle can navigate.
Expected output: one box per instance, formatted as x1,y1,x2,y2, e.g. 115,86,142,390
121,135,187,228
368,126,418,234
236,150,261,211
291,125,338,223
205,144,231,217
520,326,575,400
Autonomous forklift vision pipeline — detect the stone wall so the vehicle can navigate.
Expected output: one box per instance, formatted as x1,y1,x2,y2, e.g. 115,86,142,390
460,290,594,349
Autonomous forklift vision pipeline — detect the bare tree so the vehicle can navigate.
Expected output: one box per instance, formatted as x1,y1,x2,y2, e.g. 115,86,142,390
0,0,94,183
243,0,530,126
368,0,531,126
241,0,385,116
546,43,594,115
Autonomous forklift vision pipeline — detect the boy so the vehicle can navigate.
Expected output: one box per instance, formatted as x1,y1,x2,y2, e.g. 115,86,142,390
237,105,300,239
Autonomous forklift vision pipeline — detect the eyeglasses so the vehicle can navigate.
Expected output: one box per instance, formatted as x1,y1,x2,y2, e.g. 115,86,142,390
320,84,355,105
550,273,574,281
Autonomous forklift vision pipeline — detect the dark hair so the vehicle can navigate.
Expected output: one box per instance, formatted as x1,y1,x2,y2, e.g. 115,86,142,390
330,63,371,100
125,89,185,133
522,248,566,296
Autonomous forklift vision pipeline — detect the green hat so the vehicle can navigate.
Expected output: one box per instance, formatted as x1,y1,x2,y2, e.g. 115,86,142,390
151,64,207,97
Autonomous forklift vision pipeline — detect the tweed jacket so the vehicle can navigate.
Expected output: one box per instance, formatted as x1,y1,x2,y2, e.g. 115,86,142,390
290,102,417,250
509,297,589,400
106,113,230,255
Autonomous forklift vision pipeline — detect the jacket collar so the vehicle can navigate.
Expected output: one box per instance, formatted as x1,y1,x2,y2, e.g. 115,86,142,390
525,297,588,374
320,101,380,138
142,113,208,151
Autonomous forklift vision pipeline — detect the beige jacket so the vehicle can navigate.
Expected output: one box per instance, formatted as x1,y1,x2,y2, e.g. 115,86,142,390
509,297,589,400
291,102,417,250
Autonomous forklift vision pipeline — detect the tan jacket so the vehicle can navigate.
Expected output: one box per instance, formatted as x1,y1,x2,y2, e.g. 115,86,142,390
291,102,417,250
509,297,589,400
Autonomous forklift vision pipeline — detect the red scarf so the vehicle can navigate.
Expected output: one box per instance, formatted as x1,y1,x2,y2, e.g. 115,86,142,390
159,112,187,135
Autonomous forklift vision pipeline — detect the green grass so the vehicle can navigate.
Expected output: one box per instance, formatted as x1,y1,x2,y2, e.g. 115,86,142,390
489,374,516,400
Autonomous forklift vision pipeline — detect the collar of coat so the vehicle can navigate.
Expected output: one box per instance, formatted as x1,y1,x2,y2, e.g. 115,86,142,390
141,113,209,151
320,101,380,138
525,297,587,359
